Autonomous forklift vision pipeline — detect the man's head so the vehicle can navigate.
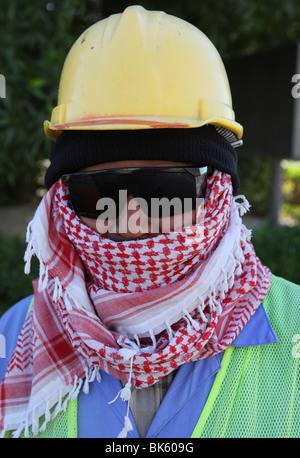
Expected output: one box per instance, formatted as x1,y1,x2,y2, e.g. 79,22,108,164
43,6,242,240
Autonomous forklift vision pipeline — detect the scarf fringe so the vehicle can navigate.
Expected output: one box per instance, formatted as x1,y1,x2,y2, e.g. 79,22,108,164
1,366,102,438
117,415,134,438
234,195,251,217
24,218,90,317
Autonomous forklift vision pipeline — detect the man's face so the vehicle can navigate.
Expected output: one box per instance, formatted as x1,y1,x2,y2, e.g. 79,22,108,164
77,160,199,242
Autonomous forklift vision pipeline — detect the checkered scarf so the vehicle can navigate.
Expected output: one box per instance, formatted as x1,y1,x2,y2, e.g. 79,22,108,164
0,171,272,438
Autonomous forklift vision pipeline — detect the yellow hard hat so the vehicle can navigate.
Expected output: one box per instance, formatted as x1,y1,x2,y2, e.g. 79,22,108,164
44,5,243,143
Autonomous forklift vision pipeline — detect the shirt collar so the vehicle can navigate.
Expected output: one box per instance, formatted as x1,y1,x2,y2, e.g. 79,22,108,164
231,303,278,347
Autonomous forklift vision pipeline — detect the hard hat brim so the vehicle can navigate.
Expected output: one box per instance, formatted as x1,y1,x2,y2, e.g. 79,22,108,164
44,116,243,144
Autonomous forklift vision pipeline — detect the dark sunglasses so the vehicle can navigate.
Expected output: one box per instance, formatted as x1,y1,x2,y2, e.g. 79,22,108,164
61,166,212,219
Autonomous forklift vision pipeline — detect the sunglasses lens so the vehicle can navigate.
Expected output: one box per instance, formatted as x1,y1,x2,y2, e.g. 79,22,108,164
65,178,102,218
139,171,199,217
62,167,209,219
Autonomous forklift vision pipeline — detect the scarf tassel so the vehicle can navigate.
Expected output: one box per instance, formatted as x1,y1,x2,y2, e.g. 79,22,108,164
83,366,102,394
108,351,137,438
183,309,201,334
234,195,251,216
165,320,174,341
52,277,63,302
9,367,102,438
197,297,208,323
117,415,134,438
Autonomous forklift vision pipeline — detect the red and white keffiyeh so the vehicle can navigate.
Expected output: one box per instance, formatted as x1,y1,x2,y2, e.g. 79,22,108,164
0,171,272,437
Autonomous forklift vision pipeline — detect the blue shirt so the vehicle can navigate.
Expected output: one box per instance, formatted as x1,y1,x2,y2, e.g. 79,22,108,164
0,295,277,438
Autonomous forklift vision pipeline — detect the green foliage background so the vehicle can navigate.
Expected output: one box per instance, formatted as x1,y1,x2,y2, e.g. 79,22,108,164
0,0,87,203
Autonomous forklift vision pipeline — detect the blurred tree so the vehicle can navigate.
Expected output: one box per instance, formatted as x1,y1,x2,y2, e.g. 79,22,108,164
0,0,88,203
1,0,300,204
